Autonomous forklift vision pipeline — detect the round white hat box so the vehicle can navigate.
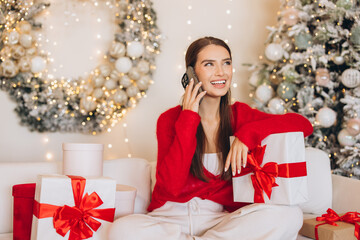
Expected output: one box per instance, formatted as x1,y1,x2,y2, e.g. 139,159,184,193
62,143,104,177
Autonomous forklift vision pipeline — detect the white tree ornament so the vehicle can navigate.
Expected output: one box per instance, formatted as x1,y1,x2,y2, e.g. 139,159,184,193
341,69,360,88
265,43,284,61
316,107,337,128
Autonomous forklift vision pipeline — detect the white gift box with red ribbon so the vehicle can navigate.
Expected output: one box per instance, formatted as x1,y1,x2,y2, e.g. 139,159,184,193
31,174,116,240
232,132,308,205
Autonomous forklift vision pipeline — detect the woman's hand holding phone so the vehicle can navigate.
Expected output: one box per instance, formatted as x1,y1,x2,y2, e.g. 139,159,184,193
225,137,248,176
182,79,206,113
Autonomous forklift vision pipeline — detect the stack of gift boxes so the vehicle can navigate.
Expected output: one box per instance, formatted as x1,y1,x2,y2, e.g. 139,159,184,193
12,143,136,240
232,132,360,240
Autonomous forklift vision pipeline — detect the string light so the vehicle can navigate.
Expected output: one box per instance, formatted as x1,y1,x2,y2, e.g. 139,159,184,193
182,0,237,89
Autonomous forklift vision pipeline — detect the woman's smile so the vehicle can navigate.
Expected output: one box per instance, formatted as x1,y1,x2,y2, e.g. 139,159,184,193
210,79,227,88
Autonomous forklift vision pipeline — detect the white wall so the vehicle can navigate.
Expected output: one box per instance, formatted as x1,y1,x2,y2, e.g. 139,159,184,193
0,0,280,163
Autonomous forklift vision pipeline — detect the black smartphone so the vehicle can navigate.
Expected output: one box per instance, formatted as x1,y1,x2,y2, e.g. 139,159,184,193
181,66,203,93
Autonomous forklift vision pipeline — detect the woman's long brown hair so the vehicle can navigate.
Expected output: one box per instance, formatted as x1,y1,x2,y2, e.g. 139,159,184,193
185,36,233,181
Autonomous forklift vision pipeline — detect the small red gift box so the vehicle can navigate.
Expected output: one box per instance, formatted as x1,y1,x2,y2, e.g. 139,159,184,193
12,183,36,240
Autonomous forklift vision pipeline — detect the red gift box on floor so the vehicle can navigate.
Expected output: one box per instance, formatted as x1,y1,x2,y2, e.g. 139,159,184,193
12,183,36,240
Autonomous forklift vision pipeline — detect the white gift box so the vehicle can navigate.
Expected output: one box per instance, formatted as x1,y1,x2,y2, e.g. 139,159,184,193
62,143,104,177
31,174,116,240
232,132,308,205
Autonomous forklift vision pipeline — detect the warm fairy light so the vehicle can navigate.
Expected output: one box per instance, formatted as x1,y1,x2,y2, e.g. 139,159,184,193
46,152,53,160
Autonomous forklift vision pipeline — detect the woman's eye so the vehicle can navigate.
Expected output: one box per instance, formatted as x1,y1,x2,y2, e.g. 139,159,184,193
224,61,232,65
204,62,213,66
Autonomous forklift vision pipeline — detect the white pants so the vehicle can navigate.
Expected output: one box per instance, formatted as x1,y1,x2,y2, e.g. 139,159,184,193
108,198,303,240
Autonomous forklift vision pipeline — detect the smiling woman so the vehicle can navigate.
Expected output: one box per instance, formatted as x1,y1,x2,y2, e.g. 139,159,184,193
108,36,313,240
0,0,161,133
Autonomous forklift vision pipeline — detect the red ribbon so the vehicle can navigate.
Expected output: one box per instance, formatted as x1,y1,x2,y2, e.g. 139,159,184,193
315,208,360,240
33,175,115,240
235,145,307,203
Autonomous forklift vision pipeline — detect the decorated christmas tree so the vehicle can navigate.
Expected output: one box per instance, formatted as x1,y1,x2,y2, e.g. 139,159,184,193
248,0,360,179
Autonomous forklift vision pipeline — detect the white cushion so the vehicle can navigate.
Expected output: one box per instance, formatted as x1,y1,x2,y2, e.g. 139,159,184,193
331,174,360,213
299,147,332,215
103,158,151,214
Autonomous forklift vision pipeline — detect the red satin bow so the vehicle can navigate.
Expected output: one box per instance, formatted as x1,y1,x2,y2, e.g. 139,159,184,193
235,145,307,203
246,146,279,203
33,175,115,240
315,208,360,240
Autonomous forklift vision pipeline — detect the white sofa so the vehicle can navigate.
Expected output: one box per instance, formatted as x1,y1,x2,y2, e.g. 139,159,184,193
0,148,360,240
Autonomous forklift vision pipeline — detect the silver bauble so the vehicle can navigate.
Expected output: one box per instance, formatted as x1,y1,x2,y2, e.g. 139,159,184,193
126,85,140,97
341,68,360,88
126,41,145,58
30,56,46,73
17,21,32,33
109,70,121,81
18,56,31,72
11,45,25,59
137,60,150,74
333,55,345,65
93,76,105,88
0,46,11,58
113,89,128,105
80,96,97,112
268,97,285,114
109,41,126,58
82,84,94,96
120,75,132,88
98,64,112,77
19,34,33,48
92,88,104,99
315,107,337,128
128,67,141,80
26,46,37,56
104,79,118,90
7,31,20,45
115,57,132,73
1,60,19,78
255,84,274,103
137,75,151,90
265,43,284,61
338,128,356,146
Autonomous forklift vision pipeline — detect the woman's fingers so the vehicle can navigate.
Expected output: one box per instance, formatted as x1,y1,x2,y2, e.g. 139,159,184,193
183,79,194,107
231,147,237,176
182,79,205,112
236,147,243,174
242,146,248,168
190,81,202,101
225,138,249,176
195,90,206,104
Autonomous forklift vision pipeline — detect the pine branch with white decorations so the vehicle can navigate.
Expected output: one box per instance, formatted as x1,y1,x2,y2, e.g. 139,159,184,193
248,0,360,179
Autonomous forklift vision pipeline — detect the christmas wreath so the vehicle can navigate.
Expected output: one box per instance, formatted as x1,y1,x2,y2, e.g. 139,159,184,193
0,0,161,134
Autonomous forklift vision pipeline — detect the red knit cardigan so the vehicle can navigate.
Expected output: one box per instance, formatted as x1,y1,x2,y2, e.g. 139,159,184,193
147,102,313,212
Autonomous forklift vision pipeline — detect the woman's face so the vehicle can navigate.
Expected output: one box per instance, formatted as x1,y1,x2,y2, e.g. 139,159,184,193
194,44,232,98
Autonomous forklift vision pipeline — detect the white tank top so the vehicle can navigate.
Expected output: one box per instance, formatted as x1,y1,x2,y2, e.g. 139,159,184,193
202,153,221,176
